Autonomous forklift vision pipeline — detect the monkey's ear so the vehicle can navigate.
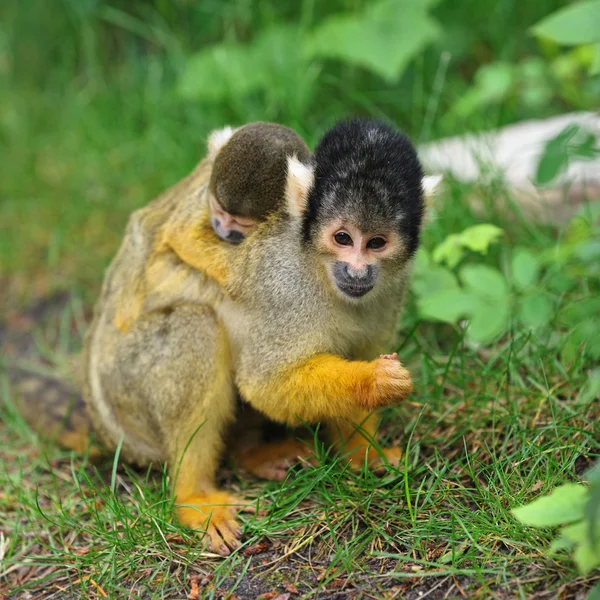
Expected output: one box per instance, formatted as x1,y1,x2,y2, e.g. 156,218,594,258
207,126,235,159
285,155,315,217
422,174,443,203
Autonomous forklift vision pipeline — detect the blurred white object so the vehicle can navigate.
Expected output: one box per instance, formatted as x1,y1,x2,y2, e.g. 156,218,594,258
419,112,600,222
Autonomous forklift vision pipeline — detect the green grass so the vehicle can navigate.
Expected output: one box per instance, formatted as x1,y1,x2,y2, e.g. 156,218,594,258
1,0,599,597
1,281,598,598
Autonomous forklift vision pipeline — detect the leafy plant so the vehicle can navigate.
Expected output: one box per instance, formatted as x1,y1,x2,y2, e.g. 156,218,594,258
412,204,600,349
531,0,600,75
535,123,600,186
178,0,441,117
512,463,600,597
304,0,440,83
529,1,600,186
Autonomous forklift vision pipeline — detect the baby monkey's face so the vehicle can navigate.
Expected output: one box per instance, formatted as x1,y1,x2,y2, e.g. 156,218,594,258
209,194,258,245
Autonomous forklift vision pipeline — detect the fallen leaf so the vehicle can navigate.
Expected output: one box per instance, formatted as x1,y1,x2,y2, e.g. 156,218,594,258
187,573,200,600
283,582,299,594
242,542,270,556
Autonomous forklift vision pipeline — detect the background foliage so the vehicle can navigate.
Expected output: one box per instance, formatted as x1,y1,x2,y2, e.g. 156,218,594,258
2,0,600,302
1,0,599,598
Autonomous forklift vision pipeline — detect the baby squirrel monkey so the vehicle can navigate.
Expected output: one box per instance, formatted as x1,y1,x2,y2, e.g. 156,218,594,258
209,122,312,244
114,122,311,332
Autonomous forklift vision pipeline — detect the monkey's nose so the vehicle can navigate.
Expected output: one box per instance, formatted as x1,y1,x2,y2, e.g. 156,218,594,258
225,230,245,244
344,263,371,281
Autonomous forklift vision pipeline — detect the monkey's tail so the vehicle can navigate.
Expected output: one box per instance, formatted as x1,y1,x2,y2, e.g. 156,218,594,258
10,367,100,455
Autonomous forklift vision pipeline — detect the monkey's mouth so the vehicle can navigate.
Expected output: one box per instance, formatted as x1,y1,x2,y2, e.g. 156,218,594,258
336,282,374,299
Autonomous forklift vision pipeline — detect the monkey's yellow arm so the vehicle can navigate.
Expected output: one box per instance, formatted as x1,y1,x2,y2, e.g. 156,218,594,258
160,218,234,291
239,353,412,426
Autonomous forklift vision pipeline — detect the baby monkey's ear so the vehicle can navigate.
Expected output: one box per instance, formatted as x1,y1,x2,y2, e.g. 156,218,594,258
207,126,236,160
285,155,315,217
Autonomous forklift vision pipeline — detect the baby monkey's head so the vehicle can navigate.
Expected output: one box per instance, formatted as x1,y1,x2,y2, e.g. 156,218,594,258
207,122,311,244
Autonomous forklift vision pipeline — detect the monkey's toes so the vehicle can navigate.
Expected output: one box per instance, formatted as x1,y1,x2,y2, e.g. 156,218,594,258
175,492,245,555
236,438,316,481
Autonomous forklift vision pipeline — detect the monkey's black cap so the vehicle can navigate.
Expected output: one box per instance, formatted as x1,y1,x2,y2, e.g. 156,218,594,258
303,118,425,257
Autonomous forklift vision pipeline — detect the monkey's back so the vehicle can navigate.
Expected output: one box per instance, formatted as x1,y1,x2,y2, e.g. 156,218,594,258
81,158,221,463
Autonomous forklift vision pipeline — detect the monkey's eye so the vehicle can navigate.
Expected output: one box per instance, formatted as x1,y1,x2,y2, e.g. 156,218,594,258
367,236,387,250
334,231,353,246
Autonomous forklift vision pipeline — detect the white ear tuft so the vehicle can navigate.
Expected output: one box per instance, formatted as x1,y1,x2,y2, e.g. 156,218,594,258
207,126,235,159
422,174,443,200
285,155,315,217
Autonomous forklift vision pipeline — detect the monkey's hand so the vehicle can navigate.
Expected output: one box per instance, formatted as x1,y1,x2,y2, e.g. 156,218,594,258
364,353,413,410
162,221,232,290
176,491,252,556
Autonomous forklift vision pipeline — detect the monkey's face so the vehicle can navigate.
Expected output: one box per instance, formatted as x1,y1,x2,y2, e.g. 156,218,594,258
316,219,404,301
209,194,258,245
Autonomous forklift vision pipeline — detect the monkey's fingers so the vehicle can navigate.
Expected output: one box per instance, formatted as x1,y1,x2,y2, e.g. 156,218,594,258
176,492,246,555
209,518,242,555
379,353,398,360
369,359,414,408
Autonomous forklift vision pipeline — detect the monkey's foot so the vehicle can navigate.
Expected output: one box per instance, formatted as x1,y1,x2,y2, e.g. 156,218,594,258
236,438,315,481
176,491,248,555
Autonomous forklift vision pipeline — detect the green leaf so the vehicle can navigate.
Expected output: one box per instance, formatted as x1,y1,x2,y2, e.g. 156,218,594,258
466,294,510,344
460,265,508,298
546,268,575,294
449,61,515,117
592,43,600,75
568,321,600,361
549,532,577,553
511,248,540,289
512,483,588,527
418,289,476,323
411,265,459,297
179,41,265,102
577,369,600,405
519,292,553,329
178,25,306,103
432,224,504,267
532,1,600,46
413,247,432,271
432,234,465,268
588,582,600,600
577,241,600,261
574,540,600,575
561,521,588,544
535,124,579,186
550,520,600,575
561,298,600,326
305,0,441,83
459,224,505,254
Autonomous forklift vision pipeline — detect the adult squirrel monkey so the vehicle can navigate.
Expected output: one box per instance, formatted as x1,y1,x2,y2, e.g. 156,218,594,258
149,118,439,551
14,118,440,556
